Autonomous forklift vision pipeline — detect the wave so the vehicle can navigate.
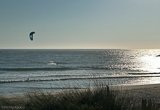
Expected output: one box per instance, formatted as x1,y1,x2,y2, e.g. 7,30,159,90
0,67,75,71
16,86,86,90
128,72,160,75
0,67,128,71
1,75,160,84
32,74,91,78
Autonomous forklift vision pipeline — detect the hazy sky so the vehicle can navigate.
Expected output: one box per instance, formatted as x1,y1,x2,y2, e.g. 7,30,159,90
0,0,160,49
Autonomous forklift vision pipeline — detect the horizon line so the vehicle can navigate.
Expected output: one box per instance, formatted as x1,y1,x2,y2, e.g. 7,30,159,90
0,48,159,50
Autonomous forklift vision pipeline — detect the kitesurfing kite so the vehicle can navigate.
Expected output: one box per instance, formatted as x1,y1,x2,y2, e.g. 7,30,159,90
29,31,35,41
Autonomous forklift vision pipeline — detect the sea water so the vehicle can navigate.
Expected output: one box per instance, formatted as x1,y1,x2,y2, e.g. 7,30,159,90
1,49,160,96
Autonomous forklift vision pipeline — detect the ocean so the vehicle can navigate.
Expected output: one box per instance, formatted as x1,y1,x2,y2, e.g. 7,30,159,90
1,49,160,96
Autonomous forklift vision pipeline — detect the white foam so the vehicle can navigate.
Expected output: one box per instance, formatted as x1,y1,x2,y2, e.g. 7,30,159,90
48,61,57,65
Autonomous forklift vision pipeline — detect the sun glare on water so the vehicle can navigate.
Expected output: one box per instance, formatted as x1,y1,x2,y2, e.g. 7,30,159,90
140,55,160,73
133,50,160,85
126,50,160,85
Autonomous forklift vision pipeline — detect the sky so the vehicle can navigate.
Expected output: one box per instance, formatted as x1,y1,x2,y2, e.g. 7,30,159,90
0,0,160,49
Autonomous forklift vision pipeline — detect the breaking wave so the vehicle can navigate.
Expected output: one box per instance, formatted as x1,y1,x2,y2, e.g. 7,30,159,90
0,66,131,71
1,75,160,84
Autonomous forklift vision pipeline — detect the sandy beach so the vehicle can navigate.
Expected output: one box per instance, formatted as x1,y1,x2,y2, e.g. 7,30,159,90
124,84,160,99
1,83,160,110
2,84,160,101
111,83,160,107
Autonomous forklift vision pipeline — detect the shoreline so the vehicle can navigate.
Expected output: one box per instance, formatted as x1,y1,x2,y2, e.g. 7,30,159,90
1,83,160,99
1,83,160,110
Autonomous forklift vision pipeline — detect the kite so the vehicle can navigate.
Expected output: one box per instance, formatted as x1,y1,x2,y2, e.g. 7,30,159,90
29,32,35,41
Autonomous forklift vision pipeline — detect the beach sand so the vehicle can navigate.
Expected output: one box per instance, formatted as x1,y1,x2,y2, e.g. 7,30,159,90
110,84,160,107
1,84,160,100
124,84,160,99
1,84,160,109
